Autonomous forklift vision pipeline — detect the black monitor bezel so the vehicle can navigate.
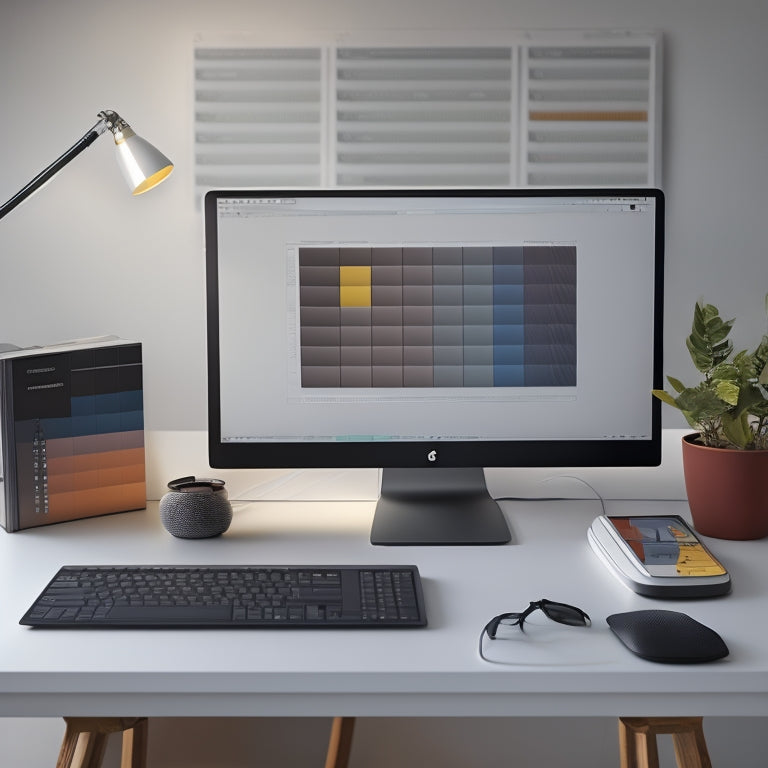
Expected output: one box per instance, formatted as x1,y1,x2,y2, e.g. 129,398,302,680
205,187,664,471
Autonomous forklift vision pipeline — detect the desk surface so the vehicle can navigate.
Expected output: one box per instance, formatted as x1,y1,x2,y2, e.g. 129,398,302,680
1,498,766,718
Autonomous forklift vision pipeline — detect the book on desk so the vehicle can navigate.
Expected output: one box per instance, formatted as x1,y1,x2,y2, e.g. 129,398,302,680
0,336,146,532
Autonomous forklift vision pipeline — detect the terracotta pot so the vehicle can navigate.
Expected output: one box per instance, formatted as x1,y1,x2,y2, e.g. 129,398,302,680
682,433,768,540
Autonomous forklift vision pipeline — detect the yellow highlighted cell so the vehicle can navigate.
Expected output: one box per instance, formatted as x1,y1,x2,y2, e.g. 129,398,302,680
340,266,371,286
339,266,371,306
340,285,372,307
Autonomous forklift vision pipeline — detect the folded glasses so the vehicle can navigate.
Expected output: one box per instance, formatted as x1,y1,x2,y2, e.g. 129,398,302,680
479,599,591,662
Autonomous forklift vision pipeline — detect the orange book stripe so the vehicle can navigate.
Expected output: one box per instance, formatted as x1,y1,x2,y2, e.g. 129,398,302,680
47,463,146,494
48,447,145,475
44,483,147,523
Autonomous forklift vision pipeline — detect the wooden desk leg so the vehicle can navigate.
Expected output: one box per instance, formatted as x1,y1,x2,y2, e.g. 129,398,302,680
120,718,149,768
619,717,712,768
325,716,356,768
56,718,148,768
619,718,660,768
56,724,109,768
670,721,712,768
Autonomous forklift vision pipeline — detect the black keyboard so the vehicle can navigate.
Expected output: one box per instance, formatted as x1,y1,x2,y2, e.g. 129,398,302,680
20,565,427,628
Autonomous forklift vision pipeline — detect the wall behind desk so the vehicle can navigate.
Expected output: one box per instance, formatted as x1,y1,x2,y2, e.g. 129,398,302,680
1,0,768,434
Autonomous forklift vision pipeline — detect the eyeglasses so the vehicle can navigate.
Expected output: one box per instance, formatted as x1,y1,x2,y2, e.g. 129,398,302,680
479,599,591,662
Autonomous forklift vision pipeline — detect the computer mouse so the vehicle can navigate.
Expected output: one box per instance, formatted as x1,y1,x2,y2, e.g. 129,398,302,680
606,610,729,663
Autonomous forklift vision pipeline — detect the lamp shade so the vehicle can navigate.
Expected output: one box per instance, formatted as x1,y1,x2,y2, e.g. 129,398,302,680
0,109,173,220
113,127,174,195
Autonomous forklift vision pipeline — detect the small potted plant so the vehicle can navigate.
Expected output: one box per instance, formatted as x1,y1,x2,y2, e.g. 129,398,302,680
653,297,768,539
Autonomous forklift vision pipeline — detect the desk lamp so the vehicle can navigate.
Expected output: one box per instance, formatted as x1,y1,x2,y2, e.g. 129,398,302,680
0,109,173,219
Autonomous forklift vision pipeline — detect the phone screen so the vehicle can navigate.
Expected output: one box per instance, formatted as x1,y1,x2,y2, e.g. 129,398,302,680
606,516,727,577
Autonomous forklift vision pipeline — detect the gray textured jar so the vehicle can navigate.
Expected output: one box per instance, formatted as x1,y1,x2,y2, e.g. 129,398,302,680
159,476,232,538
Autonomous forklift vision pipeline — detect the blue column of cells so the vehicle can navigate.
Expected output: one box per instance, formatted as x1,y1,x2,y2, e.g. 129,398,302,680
491,246,526,386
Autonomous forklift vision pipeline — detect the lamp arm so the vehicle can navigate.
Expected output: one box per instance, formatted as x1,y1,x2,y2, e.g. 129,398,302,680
0,118,109,220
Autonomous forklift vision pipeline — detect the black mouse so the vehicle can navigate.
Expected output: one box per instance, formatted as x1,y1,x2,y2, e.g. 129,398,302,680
607,610,729,663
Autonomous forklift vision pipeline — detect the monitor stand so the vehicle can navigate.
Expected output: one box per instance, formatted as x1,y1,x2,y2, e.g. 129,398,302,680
370,467,511,546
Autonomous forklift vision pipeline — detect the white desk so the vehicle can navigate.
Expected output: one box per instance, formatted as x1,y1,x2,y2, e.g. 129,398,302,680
1,497,766,719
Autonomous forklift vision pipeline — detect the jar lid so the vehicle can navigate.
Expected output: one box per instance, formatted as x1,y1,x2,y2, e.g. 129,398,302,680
167,476,226,494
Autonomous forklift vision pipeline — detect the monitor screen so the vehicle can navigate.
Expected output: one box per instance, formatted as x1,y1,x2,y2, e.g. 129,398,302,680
206,188,663,545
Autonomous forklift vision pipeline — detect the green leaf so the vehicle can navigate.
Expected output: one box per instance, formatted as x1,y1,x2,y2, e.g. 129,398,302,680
710,363,740,383
667,376,686,393
675,386,731,420
736,379,768,414
705,316,734,345
686,336,714,372
686,301,734,373
711,339,734,367
755,336,768,372
721,412,753,449
759,360,768,387
652,389,680,408
693,301,720,332
751,397,768,418
715,380,739,406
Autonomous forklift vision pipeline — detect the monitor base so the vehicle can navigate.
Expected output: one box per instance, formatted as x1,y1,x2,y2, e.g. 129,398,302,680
370,467,511,546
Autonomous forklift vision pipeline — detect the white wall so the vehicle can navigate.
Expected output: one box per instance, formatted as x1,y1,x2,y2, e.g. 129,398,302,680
2,1,768,766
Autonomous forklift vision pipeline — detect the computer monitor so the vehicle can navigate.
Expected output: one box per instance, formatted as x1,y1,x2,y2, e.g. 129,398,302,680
205,188,663,545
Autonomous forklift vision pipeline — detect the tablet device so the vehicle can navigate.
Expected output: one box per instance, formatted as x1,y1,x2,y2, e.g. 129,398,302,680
587,514,731,598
